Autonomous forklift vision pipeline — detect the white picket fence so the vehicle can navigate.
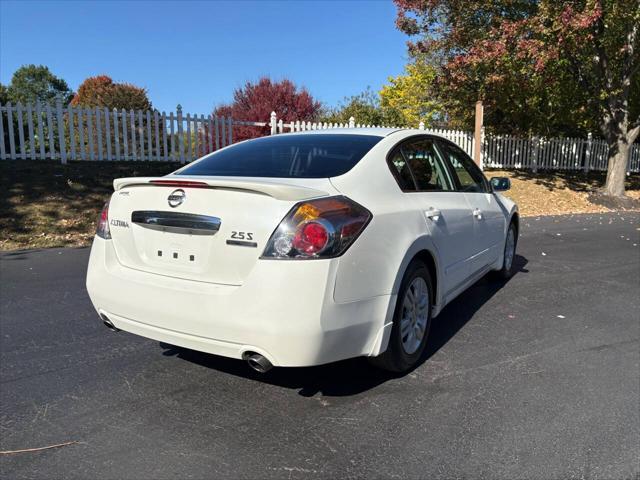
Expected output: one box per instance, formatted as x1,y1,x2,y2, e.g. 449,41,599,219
1,100,638,173
272,113,639,173
0,99,266,163
269,112,476,158
482,133,640,172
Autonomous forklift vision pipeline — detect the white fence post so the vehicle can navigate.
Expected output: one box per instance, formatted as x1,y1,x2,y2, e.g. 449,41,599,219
146,110,152,160
531,136,539,173
176,104,184,163
138,109,145,160
213,116,220,151
6,103,16,159
96,107,104,161
68,106,76,161
220,116,227,148
584,132,592,173
78,108,86,160
419,121,425,130
55,96,67,164
186,112,193,161
105,107,112,161
0,103,6,159
15,103,26,160
113,108,120,161
35,101,45,160
270,111,277,135
88,108,95,161
349,116,355,128
45,103,55,160
26,103,36,160
162,111,168,160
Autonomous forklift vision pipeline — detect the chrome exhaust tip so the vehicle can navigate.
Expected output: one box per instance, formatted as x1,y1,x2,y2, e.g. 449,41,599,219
100,313,120,332
244,352,273,373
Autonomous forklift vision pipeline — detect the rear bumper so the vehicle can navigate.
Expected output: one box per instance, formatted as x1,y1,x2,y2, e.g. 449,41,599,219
86,237,394,367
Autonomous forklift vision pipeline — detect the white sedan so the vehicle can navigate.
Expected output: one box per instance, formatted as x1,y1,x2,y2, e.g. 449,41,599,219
86,129,518,373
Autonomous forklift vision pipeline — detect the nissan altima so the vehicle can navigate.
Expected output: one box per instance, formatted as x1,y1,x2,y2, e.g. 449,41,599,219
86,129,518,372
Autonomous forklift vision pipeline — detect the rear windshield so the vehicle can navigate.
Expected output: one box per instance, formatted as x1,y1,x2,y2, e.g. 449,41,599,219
177,134,383,178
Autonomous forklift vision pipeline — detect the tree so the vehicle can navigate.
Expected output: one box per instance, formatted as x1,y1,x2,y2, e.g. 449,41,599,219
321,88,401,126
380,61,443,127
0,84,10,151
214,77,321,141
7,64,73,104
0,84,8,104
71,75,152,110
394,0,640,197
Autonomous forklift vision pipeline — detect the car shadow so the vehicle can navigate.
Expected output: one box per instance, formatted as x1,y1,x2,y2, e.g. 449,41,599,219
160,254,529,398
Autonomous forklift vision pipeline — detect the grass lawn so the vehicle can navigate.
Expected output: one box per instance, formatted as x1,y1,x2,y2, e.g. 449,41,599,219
1,161,639,251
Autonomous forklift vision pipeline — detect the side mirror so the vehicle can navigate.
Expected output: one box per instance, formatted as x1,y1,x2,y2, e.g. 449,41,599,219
490,177,511,192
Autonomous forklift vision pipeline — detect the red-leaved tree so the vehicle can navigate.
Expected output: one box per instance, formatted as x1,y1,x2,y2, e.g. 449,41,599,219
395,0,639,197
214,77,321,142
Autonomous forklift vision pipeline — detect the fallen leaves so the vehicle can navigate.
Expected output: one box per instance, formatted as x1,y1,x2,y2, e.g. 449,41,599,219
490,170,640,217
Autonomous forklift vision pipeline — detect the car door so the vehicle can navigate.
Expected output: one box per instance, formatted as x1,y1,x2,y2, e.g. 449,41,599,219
435,140,505,275
388,136,476,296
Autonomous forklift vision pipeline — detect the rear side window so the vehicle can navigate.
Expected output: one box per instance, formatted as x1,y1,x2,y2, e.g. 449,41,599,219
388,148,415,190
177,134,383,178
388,136,453,191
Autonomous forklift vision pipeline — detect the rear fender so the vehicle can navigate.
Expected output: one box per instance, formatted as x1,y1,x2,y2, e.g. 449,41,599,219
369,236,442,357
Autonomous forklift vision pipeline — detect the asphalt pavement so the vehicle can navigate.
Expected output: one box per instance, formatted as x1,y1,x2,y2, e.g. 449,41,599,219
1,212,639,479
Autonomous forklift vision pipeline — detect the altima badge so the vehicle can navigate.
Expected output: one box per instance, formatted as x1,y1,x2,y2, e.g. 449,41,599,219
168,189,186,208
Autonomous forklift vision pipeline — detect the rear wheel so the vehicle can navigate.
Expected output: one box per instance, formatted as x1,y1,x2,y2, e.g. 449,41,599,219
370,260,433,372
496,221,517,279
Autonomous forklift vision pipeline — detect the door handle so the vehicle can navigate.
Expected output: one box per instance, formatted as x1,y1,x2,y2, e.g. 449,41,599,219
472,208,483,220
131,210,221,234
425,207,441,221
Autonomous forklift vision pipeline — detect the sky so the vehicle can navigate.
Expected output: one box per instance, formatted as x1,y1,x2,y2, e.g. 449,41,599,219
0,0,410,115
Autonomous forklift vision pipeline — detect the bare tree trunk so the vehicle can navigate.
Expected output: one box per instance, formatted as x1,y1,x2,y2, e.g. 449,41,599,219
603,136,630,197
601,104,639,197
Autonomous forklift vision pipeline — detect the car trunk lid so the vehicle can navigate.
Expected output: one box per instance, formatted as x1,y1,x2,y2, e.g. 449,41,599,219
108,176,337,285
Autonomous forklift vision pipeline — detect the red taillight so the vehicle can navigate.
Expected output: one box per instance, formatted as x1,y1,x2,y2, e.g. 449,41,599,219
262,196,371,259
96,201,111,239
293,221,330,255
149,180,208,188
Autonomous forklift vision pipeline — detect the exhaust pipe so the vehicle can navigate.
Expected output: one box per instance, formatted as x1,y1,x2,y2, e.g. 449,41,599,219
244,352,273,373
100,313,120,332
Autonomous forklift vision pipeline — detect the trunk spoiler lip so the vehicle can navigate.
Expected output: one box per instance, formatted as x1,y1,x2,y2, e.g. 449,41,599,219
113,176,331,201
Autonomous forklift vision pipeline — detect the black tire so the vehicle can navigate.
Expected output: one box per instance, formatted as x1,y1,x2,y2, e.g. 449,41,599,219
496,221,517,280
369,260,433,373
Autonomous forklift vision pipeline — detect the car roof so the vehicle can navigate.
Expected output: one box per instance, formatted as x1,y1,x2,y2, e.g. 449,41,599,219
284,127,406,137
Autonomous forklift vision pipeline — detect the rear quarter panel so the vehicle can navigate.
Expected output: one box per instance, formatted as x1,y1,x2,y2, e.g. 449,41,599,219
330,133,440,304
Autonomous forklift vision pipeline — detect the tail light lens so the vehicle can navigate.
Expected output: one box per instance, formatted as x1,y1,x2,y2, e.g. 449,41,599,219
96,201,111,239
262,196,371,259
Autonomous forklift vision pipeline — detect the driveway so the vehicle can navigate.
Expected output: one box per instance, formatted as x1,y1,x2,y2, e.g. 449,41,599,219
1,212,639,479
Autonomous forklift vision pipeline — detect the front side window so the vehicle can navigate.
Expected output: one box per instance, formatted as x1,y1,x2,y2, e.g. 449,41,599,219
387,137,453,191
177,134,383,178
437,141,488,193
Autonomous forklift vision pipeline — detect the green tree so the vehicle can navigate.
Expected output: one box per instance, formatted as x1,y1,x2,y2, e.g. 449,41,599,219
321,88,402,126
0,83,8,104
7,64,73,104
394,0,639,197
380,60,443,127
